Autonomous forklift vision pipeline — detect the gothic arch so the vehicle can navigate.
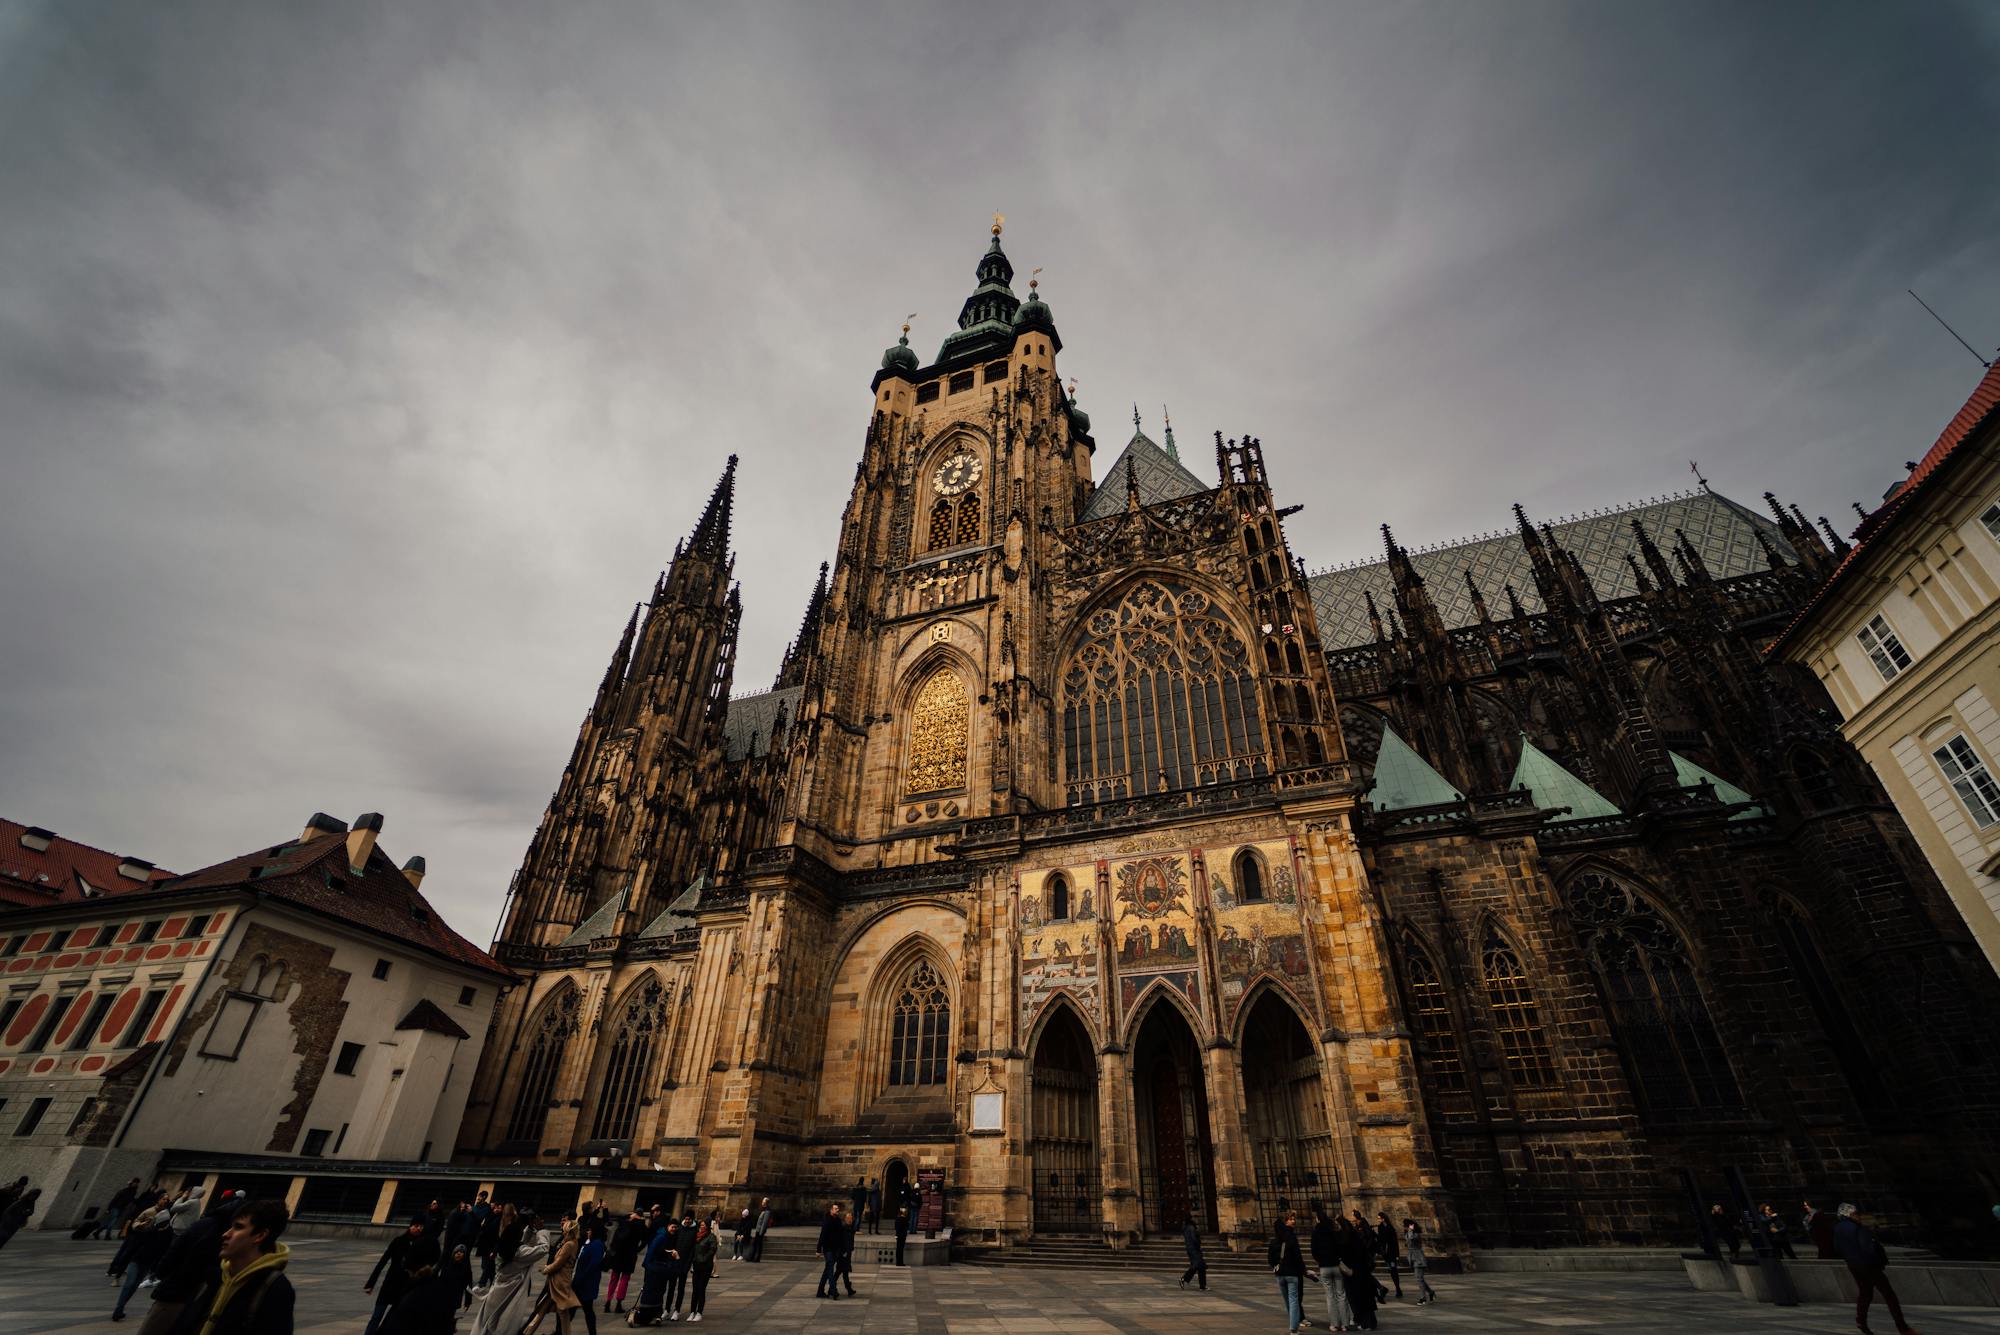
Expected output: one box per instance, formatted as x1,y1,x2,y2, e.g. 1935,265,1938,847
862,933,958,1103
1057,570,1270,804
1475,921,1560,1091
1396,930,1469,1093
1027,991,1102,1057
1121,973,1210,1049
1231,974,1315,1045
1562,870,1740,1116
825,897,969,975
586,971,673,1143
899,659,972,797
504,979,583,1147
1336,700,1389,772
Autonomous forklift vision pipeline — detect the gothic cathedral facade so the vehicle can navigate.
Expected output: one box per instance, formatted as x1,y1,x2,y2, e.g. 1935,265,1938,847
458,224,2000,1249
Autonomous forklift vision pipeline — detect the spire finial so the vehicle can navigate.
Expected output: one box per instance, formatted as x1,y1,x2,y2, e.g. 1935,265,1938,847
1134,403,1142,432
901,312,914,340
1161,405,1178,461
991,211,1004,237
1029,267,1041,294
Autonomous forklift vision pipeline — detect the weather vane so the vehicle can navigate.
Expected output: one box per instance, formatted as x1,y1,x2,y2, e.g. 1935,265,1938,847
1689,459,1708,488
1029,266,1042,292
992,212,1004,236
903,312,916,336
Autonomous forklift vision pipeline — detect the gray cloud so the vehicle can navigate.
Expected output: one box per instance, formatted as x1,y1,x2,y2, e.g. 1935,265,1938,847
3,0,1996,944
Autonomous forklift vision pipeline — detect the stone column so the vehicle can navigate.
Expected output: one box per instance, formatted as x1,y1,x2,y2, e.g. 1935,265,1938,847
1202,1039,1259,1245
1096,1042,1140,1245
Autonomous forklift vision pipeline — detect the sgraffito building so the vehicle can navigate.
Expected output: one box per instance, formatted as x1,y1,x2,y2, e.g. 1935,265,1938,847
458,224,2000,1249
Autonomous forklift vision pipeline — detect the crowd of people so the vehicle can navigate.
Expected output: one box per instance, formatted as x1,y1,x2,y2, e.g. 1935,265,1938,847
1251,1205,1435,1333
1708,1198,1924,1335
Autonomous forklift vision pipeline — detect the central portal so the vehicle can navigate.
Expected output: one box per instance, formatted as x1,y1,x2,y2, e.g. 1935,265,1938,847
1132,996,1216,1233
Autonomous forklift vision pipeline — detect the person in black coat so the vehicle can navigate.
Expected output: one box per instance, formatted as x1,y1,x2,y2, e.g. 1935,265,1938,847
1833,1204,1917,1335
1310,1208,1350,1330
1179,1216,1207,1290
474,1203,504,1288
815,1204,847,1299
1374,1211,1402,1299
892,1192,911,1266
606,1213,644,1312
111,1216,174,1321
1267,1211,1309,1335
363,1219,432,1335
140,1192,235,1331
1341,1218,1380,1331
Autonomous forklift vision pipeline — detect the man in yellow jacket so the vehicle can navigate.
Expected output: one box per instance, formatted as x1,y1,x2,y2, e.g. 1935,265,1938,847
191,1198,295,1335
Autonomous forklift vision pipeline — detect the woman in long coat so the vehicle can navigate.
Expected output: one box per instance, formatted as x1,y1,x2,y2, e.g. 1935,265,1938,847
469,1210,549,1335
526,1217,582,1333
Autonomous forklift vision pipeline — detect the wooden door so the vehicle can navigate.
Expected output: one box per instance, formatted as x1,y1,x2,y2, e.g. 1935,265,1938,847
1151,1061,1190,1229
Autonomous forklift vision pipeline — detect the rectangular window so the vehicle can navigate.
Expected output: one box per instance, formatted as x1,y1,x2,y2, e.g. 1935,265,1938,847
182,915,208,939
948,369,975,394
135,920,162,944
15,1097,51,1136
1934,734,2000,830
914,382,939,404
3,936,25,957
301,1128,331,1157
457,986,476,1007
372,959,391,981
68,993,117,1051
0,998,22,1036
983,359,1009,383
66,1097,99,1136
25,993,75,1053
333,1122,349,1154
1856,614,1912,681
334,1041,365,1076
121,990,168,1049
1981,500,2000,542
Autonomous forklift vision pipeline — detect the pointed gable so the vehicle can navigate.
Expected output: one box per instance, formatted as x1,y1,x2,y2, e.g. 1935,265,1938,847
1670,752,1767,820
560,885,628,946
1079,429,1210,522
1509,737,1621,821
1369,725,1464,811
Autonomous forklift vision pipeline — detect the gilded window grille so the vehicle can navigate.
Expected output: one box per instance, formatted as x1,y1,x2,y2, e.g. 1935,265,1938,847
888,959,951,1087
955,493,981,545
1060,578,1268,805
927,499,954,551
904,668,969,795
1402,945,1468,1091
1481,936,1557,1089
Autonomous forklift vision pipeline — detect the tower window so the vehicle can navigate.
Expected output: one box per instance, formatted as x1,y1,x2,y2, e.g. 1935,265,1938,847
1980,500,1999,542
904,668,970,796
955,493,981,545
949,370,975,394
1047,875,1070,921
928,499,954,551
984,360,1009,383
1855,614,1911,681
1234,849,1266,903
915,382,939,404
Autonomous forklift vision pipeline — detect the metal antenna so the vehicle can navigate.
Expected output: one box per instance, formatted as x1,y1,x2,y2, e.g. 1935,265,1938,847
1908,290,1991,369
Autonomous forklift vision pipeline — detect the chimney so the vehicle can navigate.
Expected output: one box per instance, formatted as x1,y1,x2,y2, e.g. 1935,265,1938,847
346,813,384,873
18,826,54,853
116,856,154,883
401,856,426,890
301,812,348,843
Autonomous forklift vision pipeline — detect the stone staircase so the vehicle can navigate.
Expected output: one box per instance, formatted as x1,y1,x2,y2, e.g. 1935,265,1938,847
959,1234,1273,1274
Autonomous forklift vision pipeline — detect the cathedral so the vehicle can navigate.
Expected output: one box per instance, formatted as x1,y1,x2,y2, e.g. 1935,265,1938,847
456,222,2000,1252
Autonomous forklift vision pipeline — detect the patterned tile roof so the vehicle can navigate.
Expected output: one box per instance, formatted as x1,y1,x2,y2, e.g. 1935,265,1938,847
1079,429,1210,522
722,687,802,762
1307,489,1794,649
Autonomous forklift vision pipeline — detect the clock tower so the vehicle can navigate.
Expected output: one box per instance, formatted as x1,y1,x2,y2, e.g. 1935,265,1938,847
775,218,1096,862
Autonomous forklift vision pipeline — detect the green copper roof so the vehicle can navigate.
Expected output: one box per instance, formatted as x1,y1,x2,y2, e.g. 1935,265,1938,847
637,872,709,938
1670,752,1767,820
560,884,628,946
1369,725,1464,811
1510,736,1621,820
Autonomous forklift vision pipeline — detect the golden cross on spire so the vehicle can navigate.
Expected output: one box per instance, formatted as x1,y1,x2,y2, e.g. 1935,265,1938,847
992,212,1005,236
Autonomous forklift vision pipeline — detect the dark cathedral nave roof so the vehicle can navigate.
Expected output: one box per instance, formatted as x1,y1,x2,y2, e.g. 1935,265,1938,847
722,685,803,762
1078,426,1208,522
1307,487,1793,649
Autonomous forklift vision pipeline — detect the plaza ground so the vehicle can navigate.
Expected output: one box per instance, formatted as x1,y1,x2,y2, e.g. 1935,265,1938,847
2,1231,1996,1333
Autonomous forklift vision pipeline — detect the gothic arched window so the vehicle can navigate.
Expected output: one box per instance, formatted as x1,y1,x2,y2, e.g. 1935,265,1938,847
887,959,951,1087
1234,848,1266,903
1060,578,1267,804
927,499,954,551
904,668,969,795
1482,933,1558,1089
1567,874,1739,1115
506,985,582,1145
1773,899,1888,1109
955,493,980,545
1048,874,1070,921
1401,942,1467,1092
590,976,671,1141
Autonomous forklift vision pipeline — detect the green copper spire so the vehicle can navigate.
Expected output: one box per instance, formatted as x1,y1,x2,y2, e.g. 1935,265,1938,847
1670,752,1768,821
1162,405,1179,462
938,216,1022,362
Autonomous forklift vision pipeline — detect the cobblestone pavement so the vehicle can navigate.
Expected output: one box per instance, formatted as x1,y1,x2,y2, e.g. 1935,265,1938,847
3,1232,1998,1333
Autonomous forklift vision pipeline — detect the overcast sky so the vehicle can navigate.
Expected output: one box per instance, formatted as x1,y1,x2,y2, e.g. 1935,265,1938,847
3,1,1997,947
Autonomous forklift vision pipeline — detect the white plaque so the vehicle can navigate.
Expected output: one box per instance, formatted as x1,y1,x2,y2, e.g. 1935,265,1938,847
971,1091,1004,1131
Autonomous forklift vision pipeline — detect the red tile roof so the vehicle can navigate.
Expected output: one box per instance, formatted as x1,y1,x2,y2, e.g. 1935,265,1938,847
162,831,510,979
0,817,173,907
1770,359,2000,653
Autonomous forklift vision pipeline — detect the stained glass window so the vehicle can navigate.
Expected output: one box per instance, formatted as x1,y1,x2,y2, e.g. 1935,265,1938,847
888,959,951,1087
1402,944,1468,1092
591,976,670,1141
905,668,969,795
507,985,581,1145
1482,935,1557,1089
1060,579,1266,804
1567,874,1739,1115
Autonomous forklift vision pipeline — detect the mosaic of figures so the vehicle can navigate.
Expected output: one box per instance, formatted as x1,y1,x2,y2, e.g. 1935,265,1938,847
1020,866,1100,1024
1110,855,1202,1017
1209,839,1312,1019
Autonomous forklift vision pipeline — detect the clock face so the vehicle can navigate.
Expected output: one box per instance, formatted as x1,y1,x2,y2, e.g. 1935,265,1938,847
933,450,982,497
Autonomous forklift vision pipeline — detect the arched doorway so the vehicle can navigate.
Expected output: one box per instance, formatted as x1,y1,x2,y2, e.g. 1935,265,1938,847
1029,1003,1100,1232
883,1158,909,1221
1240,989,1338,1229
1132,996,1217,1232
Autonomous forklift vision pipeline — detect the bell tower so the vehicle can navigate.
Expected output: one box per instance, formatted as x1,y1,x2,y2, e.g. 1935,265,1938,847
778,219,1097,862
